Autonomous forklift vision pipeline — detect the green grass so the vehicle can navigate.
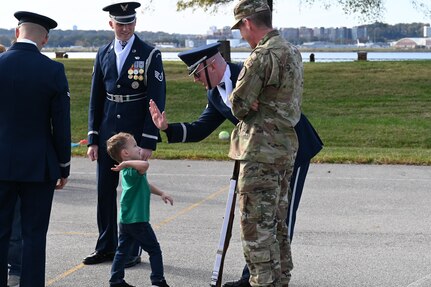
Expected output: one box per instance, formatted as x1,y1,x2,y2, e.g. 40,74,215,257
57,59,431,165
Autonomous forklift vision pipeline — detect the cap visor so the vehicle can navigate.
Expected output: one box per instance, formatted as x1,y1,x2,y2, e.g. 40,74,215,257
188,65,200,76
110,15,136,24
231,19,242,30
113,19,136,24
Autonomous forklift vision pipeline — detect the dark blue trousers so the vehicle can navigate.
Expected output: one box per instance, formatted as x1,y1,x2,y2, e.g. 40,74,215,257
240,161,311,280
8,199,22,276
95,148,140,256
0,180,56,287
110,222,164,285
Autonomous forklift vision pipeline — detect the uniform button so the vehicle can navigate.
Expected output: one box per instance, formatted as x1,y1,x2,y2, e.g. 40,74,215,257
117,84,121,88
117,114,121,119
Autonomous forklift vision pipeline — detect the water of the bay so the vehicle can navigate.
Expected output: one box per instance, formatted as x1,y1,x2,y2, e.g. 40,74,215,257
44,51,431,62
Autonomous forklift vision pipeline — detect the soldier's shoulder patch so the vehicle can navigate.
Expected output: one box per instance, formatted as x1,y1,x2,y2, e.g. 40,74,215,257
250,51,259,60
245,60,253,69
238,66,247,81
245,52,258,68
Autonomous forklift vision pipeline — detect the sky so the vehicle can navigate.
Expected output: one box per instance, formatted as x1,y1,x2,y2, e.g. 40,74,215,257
1,0,430,34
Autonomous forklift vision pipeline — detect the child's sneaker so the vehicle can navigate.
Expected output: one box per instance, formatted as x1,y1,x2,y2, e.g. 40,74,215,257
151,279,170,287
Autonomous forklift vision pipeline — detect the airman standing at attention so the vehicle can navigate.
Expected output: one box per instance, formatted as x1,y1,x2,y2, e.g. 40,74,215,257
84,1,166,268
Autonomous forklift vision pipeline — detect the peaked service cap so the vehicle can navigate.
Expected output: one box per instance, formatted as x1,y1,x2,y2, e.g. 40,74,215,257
103,1,141,24
14,11,57,32
177,42,221,75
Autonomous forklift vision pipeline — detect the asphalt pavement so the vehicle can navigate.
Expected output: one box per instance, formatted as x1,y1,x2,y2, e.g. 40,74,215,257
43,157,431,287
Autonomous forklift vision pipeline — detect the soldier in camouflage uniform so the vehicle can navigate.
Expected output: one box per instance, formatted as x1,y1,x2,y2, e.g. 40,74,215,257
228,0,303,286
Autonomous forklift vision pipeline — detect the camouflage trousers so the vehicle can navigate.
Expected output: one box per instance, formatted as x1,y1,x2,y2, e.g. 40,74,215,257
237,161,294,287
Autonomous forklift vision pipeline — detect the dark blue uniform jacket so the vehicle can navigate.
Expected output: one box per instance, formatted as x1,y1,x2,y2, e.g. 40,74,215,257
0,42,71,181
88,35,166,150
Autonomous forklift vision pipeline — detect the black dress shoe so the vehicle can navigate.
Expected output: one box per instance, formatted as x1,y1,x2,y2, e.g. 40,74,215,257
110,281,135,287
82,251,115,265
223,277,251,287
124,255,141,268
151,279,170,287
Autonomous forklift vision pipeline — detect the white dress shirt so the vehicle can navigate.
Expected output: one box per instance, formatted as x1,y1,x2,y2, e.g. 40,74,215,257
216,65,233,108
114,34,135,75
17,38,38,47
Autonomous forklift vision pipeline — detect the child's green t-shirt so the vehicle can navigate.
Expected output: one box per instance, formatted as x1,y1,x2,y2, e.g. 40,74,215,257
119,167,150,224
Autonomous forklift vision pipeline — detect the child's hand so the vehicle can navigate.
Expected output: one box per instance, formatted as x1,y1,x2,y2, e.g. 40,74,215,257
111,162,125,171
161,193,173,206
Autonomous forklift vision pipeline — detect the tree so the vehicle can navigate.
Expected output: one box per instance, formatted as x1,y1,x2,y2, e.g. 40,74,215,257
301,0,430,22
176,0,272,11
173,0,430,22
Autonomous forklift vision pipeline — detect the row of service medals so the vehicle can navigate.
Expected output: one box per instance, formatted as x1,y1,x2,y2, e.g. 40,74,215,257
128,60,145,89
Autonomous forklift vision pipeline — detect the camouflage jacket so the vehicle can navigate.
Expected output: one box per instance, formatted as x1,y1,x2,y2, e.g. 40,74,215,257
228,30,302,164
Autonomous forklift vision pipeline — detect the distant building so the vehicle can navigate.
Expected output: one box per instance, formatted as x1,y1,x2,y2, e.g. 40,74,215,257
424,25,431,37
393,37,431,49
327,27,337,41
184,39,195,48
280,28,299,43
206,26,232,39
313,27,325,40
336,27,352,43
352,26,368,41
184,39,206,48
299,26,313,42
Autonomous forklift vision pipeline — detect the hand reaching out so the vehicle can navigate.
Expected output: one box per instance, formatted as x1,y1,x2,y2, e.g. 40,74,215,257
149,99,168,130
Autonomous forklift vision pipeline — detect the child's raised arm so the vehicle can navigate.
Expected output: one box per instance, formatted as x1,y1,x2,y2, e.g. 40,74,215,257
111,160,149,175
149,183,173,206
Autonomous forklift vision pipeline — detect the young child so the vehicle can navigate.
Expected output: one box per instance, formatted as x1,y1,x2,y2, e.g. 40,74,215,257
106,132,173,287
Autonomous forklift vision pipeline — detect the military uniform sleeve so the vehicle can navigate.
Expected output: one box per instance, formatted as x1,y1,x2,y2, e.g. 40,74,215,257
51,63,71,178
229,51,265,120
87,50,106,146
141,49,166,150
164,101,226,143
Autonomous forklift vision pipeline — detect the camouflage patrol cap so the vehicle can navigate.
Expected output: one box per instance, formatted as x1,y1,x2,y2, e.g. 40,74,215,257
231,0,270,30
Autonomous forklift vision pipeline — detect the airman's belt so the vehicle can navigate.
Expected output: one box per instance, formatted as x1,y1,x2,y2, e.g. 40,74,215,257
106,92,145,103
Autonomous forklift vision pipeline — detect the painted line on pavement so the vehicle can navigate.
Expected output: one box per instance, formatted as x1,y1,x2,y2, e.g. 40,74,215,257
407,273,431,287
46,263,85,286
